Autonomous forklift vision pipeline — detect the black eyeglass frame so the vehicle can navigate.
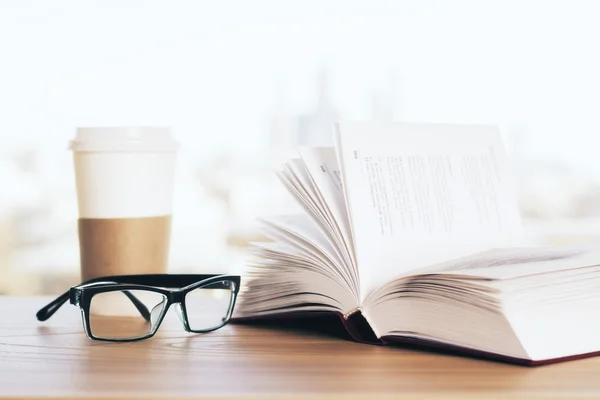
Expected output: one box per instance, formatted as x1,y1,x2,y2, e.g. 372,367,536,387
36,274,241,342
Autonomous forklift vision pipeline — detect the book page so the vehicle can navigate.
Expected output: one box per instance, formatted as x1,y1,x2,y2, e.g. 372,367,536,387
422,243,600,280
258,214,357,293
278,157,358,293
335,122,522,301
297,147,357,277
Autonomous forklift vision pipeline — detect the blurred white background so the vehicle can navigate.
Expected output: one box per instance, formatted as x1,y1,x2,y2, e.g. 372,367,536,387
2,0,600,294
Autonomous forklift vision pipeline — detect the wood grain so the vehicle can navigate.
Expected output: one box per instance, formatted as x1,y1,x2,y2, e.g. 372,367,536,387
2,297,600,399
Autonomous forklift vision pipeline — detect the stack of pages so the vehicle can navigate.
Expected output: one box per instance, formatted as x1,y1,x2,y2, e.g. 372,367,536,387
233,121,600,365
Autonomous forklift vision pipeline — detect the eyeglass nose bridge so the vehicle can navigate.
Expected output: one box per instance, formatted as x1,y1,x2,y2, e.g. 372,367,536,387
170,291,184,304
174,303,186,327
168,291,190,330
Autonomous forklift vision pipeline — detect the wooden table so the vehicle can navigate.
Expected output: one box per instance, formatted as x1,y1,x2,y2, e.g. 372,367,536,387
3,297,600,399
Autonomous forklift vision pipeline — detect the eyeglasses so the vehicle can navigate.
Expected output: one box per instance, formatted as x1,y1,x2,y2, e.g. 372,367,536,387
36,274,241,342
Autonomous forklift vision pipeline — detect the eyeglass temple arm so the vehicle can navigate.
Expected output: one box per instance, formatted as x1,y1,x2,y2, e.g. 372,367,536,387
36,291,70,321
99,274,234,288
121,290,151,321
36,290,151,322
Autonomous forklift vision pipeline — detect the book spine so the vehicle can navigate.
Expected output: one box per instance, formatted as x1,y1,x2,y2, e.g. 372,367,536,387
340,308,382,344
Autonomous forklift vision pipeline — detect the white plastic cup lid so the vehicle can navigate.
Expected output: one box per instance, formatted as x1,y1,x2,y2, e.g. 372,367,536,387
69,127,180,152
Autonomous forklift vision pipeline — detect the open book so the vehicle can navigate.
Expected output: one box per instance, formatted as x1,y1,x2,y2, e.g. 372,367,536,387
233,121,600,366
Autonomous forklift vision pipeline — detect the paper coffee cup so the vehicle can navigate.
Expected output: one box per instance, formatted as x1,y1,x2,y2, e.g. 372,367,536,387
70,127,180,281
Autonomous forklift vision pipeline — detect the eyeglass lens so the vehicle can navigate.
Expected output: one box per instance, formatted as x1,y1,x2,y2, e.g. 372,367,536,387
184,280,236,331
89,289,167,340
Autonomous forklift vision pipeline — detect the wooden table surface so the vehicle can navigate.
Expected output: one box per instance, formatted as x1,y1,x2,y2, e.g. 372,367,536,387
3,296,600,399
